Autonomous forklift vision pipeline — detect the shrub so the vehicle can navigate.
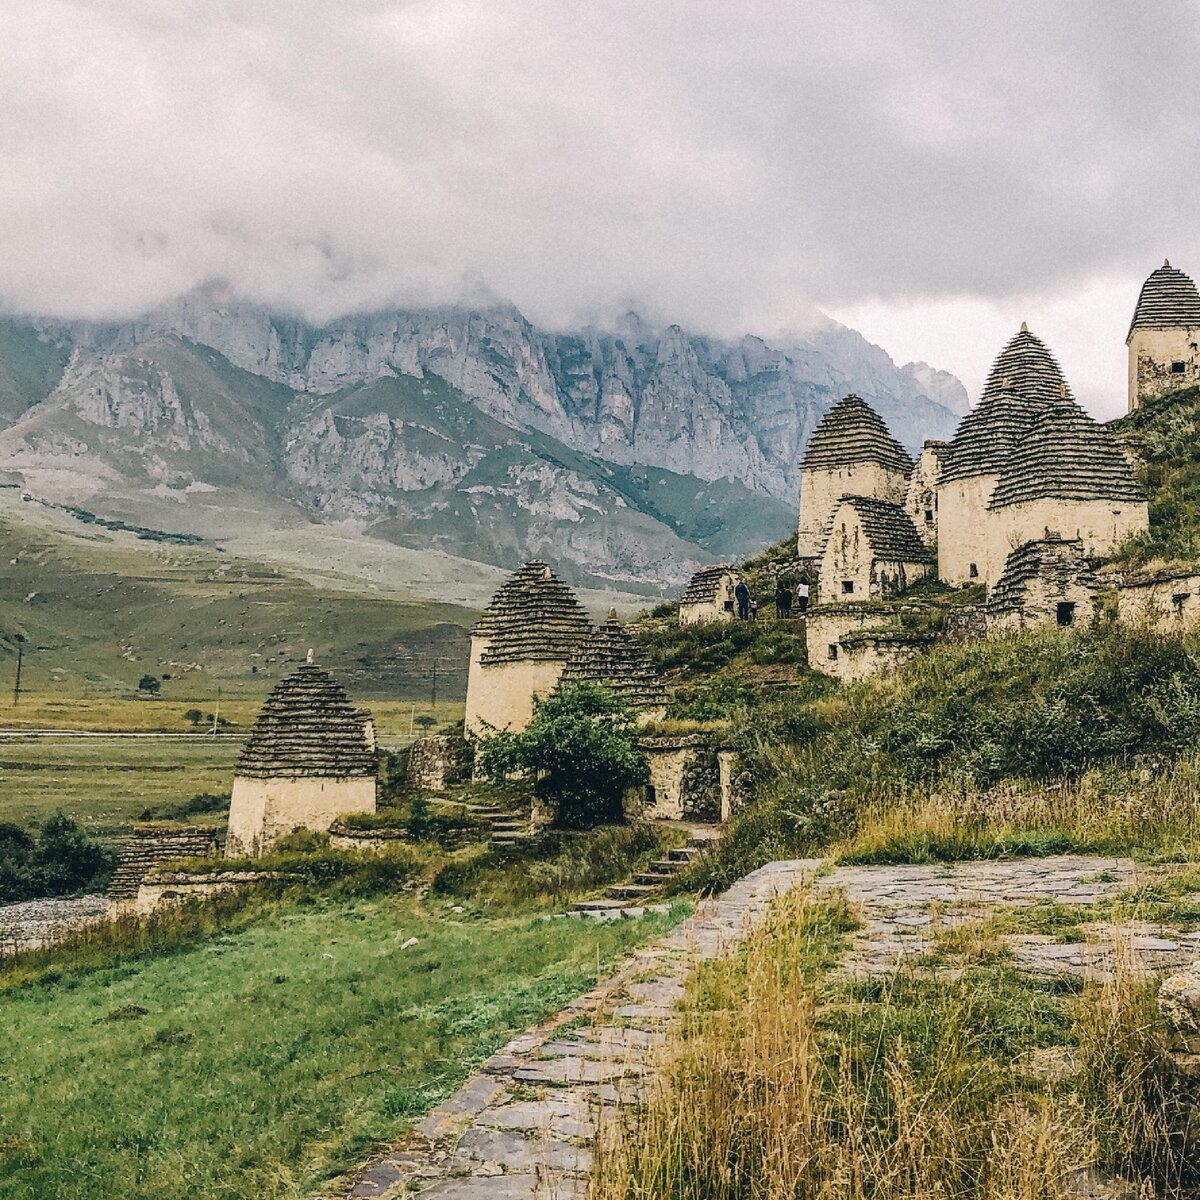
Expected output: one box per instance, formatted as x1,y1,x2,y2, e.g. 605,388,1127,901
0,812,116,902
137,674,161,695
476,683,649,829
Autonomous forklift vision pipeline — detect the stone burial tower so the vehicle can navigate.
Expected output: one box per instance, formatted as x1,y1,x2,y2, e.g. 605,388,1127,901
796,394,913,560
1127,260,1200,411
464,561,594,738
556,610,668,723
226,652,378,857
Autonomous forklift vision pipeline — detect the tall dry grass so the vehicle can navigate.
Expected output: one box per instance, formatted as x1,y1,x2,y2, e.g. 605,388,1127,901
1075,943,1191,1189
834,760,1200,866
593,888,1094,1200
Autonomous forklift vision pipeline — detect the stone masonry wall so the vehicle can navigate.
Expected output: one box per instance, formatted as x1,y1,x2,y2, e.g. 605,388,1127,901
1129,325,1200,411
1118,572,1200,631
997,498,1148,571
226,775,377,857
464,636,566,737
797,461,908,558
937,473,1002,585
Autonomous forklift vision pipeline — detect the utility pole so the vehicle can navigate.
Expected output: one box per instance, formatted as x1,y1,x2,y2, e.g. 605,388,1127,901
211,685,221,734
11,635,23,707
431,659,438,709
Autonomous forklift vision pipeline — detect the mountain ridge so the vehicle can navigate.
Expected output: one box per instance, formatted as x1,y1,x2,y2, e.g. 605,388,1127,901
0,288,966,592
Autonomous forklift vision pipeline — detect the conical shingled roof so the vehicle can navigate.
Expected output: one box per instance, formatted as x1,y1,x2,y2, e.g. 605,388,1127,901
987,537,1099,618
107,826,220,900
801,394,913,474
474,561,594,665
828,496,932,562
679,564,736,605
1127,260,1200,340
941,326,1070,484
988,401,1145,509
236,661,377,779
558,614,667,711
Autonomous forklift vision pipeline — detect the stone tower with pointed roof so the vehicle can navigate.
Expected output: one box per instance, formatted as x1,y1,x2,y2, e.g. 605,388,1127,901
556,610,668,722
465,561,594,737
818,495,933,600
1127,259,1200,411
226,657,378,857
988,399,1147,559
937,324,1071,585
796,394,913,558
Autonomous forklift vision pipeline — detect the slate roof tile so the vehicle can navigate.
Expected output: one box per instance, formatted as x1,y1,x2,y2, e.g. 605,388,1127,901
801,394,913,474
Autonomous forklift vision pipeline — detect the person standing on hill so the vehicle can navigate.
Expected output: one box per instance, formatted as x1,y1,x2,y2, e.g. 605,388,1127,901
735,578,750,620
775,578,792,619
797,579,810,616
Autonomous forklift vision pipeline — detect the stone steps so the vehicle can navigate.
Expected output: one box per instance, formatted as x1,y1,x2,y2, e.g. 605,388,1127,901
571,827,718,913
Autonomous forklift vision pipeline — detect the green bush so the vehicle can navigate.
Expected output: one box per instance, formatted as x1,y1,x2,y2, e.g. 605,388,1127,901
0,812,116,902
476,683,649,829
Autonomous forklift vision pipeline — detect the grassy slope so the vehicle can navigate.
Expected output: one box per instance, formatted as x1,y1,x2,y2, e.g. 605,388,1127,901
0,321,71,427
1110,383,1200,565
0,496,475,706
0,737,239,838
0,894,677,1200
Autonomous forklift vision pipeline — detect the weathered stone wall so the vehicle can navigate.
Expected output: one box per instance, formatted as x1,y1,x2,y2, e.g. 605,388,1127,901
679,573,738,626
904,444,943,547
988,575,1101,635
117,870,278,917
805,607,892,676
942,604,988,641
797,461,908,557
634,736,737,823
1117,572,1200,631
464,636,566,736
817,504,931,599
837,634,929,682
1129,325,1200,411
937,473,1002,585
997,498,1148,569
407,734,461,791
226,775,377,857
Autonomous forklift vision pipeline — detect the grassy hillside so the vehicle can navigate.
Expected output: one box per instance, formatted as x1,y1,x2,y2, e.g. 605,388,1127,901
1110,383,1200,565
0,890,677,1200
0,320,71,426
0,496,476,710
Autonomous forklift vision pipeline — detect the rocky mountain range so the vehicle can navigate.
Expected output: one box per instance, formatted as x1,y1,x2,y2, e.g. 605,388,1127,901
0,287,966,593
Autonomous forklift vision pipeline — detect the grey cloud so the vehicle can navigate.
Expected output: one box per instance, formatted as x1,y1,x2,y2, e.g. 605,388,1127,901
0,0,1196,334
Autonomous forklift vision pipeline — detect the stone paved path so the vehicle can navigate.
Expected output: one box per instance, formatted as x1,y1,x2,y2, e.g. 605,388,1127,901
818,855,1198,978
335,854,1199,1199
335,858,822,1199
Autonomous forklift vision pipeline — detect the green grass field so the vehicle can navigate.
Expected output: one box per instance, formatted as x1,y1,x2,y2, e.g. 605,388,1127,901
0,735,240,838
0,894,680,1200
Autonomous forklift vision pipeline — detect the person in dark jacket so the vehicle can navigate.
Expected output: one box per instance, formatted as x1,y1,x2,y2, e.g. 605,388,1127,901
775,578,792,619
734,579,750,620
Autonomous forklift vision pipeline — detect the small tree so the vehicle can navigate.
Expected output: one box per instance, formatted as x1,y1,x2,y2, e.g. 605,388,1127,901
477,683,649,830
414,714,438,731
137,674,161,695
183,708,203,727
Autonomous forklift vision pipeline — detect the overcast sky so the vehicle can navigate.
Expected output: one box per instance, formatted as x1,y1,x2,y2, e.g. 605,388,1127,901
1,1,1198,417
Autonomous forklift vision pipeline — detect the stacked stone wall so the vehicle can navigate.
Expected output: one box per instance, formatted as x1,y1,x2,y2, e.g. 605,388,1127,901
1129,326,1200,410
797,462,907,557
407,734,462,791
1117,572,1200,631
